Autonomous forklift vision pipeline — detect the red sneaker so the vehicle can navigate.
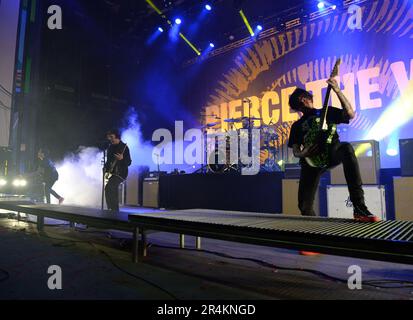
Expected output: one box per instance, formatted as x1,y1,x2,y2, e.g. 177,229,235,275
353,206,381,222
299,251,321,256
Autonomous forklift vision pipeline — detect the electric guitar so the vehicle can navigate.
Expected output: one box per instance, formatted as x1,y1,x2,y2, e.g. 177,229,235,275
105,143,127,180
304,58,341,168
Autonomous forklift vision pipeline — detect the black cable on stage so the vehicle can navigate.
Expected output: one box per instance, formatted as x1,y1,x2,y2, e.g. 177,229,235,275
150,244,413,290
0,224,178,299
2,221,413,291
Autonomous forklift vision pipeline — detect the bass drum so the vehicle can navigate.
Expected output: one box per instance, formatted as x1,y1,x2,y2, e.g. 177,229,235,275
207,150,229,173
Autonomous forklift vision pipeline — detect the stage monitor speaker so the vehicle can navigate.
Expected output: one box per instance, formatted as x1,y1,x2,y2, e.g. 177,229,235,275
400,139,413,176
327,185,386,220
282,179,319,216
142,178,159,208
394,176,413,221
330,140,380,185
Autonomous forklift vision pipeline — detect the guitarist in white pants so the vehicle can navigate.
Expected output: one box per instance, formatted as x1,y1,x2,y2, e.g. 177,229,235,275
104,129,132,212
288,78,380,224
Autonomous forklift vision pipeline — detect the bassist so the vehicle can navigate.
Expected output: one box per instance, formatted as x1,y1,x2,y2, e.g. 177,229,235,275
104,129,132,212
288,78,379,222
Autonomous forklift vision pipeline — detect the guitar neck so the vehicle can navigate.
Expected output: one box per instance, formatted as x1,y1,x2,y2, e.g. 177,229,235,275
320,85,333,129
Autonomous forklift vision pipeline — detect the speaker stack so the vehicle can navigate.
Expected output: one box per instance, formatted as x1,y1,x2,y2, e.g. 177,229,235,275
327,140,386,219
394,139,413,221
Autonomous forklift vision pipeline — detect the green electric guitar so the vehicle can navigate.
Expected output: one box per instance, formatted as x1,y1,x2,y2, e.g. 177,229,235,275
304,58,341,168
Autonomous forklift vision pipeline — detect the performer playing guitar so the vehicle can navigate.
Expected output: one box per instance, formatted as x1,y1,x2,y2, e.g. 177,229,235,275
288,60,380,223
104,129,132,212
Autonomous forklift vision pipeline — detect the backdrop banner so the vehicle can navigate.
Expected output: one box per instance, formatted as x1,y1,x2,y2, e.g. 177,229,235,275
185,0,412,168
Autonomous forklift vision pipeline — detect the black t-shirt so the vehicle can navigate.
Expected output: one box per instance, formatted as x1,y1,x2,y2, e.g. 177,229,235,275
288,107,350,149
105,141,132,180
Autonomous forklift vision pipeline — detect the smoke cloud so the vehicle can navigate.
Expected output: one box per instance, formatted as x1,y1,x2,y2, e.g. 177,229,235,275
53,109,157,208
52,109,199,207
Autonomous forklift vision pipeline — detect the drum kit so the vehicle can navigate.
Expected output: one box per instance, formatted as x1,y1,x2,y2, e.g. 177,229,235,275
199,114,283,173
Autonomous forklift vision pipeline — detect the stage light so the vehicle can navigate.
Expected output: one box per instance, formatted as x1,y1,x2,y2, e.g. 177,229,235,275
386,148,398,156
318,2,325,9
332,5,337,10
257,25,263,31
175,18,182,25
209,42,215,48
364,82,413,146
158,27,164,32
12,178,27,187
205,4,212,11
0,178,7,186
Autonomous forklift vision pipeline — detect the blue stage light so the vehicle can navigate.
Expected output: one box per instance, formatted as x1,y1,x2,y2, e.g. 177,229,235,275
332,5,337,10
209,42,215,48
318,2,325,9
257,25,263,31
175,18,182,25
205,4,212,11
386,148,399,156
158,27,164,32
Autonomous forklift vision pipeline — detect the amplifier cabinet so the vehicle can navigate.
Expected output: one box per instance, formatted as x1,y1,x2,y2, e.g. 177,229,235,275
393,176,413,221
282,179,319,216
142,178,159,208
400,139,413,176
330,140,380,185
327,185,386,220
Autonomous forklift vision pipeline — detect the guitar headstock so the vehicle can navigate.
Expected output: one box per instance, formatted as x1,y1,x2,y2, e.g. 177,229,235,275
330,58,342,78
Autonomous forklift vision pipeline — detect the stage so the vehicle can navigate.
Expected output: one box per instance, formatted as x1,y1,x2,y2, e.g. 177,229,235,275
1,201,413,265
1,203,413,300
1,0,413,305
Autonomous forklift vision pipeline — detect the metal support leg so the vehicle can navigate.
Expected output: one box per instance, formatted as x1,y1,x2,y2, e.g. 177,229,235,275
141,231,147,258
179,234,185,249
196,236,201,250
132,227,140,263
132,227,146,263
70,221,75,228
37,215,44,232
17,212,21,222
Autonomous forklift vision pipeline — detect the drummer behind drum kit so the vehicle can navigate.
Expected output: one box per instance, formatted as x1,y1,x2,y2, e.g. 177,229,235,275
199,113,289,173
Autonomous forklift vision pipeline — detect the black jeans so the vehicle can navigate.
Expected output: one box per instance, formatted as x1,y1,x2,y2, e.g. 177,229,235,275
105,175,124,211
44,178,62,204
298,142,366,216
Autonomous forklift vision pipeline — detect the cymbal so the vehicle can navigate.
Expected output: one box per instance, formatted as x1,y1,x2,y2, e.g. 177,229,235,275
224,116,262,123
224,118,243,123
200,122,220,129
261,146,278,152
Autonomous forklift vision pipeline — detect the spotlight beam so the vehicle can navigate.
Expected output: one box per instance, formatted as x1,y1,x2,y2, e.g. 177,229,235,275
239,10,254,36
179,33,201,56
146,0,162,15
145,0,202,56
